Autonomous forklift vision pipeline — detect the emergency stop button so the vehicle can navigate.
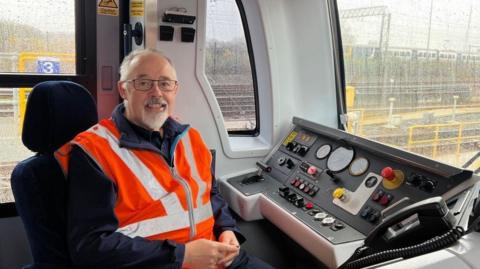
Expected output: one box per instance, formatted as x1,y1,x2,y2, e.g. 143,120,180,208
381,166,405,190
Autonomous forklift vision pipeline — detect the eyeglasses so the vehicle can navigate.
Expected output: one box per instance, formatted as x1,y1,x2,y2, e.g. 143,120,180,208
125,78,178,92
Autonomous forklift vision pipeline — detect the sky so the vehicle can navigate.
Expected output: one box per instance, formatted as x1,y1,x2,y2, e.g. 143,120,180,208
0,0,75,33
338,0,480,52
206,0,244,42
1,0,478,53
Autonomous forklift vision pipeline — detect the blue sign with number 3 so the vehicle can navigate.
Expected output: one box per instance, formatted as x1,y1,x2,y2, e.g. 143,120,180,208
37,60,60,74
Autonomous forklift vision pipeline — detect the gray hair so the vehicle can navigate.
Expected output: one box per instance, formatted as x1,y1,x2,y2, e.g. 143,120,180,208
119,48,174,81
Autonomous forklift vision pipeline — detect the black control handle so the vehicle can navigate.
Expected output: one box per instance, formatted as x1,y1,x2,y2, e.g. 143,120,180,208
122,22,143,57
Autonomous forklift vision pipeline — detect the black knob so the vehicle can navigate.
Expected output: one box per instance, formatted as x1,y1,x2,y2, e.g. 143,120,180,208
286,142,297,151
297,146,309,156
420,179,436,193
294,197,305,208
287,193,297,202
279,186,289,193
277,157,286,166
279,186,290,198
368,211,380,223
360,206,372,219
286,159,295,169
325,169,340,182
406,173,422,186
293,144,302,154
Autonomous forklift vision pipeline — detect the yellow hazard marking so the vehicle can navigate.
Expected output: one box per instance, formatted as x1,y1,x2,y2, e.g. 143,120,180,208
98,0,118,8
98,0,118,16
131,1,144,17
283,131,298,146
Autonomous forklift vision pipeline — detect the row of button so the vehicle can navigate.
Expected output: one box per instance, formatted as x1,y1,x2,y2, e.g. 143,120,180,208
299,162,319,177
290,177,319,197
371,189,393,206
285,141,310,157
308,209,345,231
360,206,380,223
278,186,345,231
277,157,296,169
406,173,437,193
279,187,314,210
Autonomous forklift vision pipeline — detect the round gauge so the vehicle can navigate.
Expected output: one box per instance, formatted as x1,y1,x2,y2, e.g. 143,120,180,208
349,157,369,176
315,144,332,159
327,147,355,172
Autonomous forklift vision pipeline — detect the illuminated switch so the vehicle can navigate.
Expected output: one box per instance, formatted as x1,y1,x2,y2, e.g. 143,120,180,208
305,202,314,210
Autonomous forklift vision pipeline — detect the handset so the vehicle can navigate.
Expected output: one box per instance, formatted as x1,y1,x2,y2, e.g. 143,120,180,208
364,196,455,249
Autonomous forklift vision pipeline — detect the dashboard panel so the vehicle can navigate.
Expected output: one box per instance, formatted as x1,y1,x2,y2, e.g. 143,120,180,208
220,117,477,268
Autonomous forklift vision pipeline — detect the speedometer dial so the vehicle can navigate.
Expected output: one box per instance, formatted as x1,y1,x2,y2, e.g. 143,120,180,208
349,157,369,176
327,147,354,172
315,144,331,159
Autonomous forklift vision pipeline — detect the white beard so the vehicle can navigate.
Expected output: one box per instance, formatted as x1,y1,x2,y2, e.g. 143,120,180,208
142,111,168,131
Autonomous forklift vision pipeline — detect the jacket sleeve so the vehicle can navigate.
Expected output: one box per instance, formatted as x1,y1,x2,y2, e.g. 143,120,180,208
210,174,246,244
67,146,185,269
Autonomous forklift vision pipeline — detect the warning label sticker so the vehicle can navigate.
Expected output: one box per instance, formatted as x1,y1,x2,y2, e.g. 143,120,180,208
98,0,118,16
131,1,144,17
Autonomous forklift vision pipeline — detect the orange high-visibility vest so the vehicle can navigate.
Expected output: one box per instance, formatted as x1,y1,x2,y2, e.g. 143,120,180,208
55,118,215,244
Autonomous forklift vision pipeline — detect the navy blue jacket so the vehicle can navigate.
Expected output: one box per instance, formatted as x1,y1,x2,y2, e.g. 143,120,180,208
67,104,244,268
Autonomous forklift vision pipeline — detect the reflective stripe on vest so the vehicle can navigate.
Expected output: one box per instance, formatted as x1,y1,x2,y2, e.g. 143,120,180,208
182,132,208,216
116,201,213,238
83,123,213,238
84,125,184,216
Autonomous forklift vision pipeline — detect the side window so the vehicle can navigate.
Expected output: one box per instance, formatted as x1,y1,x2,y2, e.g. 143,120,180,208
338,1,480,171
205,0,258,134
0,2,75,74
0,1,92,206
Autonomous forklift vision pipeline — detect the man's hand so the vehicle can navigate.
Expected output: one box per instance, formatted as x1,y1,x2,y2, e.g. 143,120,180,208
217,230,240,267
183,239,239,269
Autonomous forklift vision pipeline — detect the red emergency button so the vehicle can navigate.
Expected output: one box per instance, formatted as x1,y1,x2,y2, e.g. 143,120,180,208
305,202,314,210
307,166,317,176
381,167,395,181
379,193,393,206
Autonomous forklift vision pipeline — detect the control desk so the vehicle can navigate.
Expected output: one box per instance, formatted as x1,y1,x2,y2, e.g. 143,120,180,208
219,117,477,268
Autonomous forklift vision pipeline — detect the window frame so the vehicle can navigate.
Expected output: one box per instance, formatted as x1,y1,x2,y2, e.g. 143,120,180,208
327,0,348,131
0,0,97,218
205,0,260,136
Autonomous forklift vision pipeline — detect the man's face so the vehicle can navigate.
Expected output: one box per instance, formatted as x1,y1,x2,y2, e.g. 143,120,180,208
118,53,178,131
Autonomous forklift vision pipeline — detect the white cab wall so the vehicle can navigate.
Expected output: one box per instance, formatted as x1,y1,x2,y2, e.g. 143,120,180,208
142,0,338,179
97,0,121,119
256,0,339,129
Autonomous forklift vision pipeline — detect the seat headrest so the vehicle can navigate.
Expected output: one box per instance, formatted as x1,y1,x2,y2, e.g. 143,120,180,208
22,81,98,154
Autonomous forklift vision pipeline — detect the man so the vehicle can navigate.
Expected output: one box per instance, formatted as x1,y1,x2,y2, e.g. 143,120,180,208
55,49,273,269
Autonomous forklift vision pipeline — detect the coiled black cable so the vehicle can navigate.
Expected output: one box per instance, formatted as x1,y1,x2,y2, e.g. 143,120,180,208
339,226,465,269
